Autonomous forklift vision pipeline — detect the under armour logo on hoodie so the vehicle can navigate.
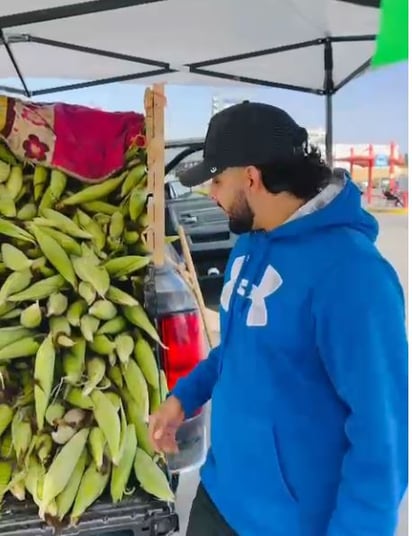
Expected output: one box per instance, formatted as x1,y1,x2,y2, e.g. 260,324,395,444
221,256,246,311
221,257,283,327
246,265,283,326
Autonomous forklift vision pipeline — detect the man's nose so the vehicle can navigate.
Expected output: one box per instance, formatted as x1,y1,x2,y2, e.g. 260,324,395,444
208,184,217,202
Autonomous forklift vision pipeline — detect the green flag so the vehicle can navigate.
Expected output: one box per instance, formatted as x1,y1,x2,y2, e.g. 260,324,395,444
372,0,408,67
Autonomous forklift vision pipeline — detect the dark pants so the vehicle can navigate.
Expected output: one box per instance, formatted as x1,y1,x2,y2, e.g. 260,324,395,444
186,483,237,536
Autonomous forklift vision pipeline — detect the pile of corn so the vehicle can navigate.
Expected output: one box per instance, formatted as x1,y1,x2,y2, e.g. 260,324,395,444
0,143,174,528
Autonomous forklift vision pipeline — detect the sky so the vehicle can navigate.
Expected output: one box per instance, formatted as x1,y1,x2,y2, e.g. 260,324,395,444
0,61,408,151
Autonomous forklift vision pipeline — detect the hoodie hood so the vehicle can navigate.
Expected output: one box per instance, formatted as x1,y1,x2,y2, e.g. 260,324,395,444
268,175,379,243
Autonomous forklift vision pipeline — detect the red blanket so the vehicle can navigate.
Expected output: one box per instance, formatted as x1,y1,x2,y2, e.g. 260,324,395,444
0,95,145,182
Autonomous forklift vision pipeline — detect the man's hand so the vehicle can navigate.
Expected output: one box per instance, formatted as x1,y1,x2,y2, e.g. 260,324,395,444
148,395,185,454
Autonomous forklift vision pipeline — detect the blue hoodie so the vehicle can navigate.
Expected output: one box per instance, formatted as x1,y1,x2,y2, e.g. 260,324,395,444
172,179,408,536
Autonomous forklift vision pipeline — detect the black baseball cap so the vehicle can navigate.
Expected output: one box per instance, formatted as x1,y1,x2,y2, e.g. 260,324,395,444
179,101,308,187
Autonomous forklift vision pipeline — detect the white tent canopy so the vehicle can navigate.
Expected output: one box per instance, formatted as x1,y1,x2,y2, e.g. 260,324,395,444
0,0,380,161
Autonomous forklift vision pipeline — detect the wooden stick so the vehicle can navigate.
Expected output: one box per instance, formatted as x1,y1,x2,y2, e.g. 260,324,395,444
152,83,165,267
144,87,155,257
177,224,214,348
144,84,166,266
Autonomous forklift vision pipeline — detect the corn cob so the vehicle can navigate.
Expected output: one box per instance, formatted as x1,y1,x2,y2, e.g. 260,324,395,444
123,391,154,456
0,217,35,243
20,302,42,328
104,255,150,279
0,336,40,362
38,169,67,214
35,433,53,465
72,256,110,298
106,285,139,307
16,202,37,221
122,360,149,421
11,408,32,465
62,338,86,385
56,449,88,521
6,165,24,200
78,281,97,305
106,391,122,411
89,334,115,357
36,209,92,239
159,369,169,401
67,299,87,327
0,307,23,320
34,335,56,432
80,314,100,342
46,292,68,317
80,200,119,216
122,305,162,345
40,428,89,518
61,174,126,206
0,431,15,459
97,315,127,336
107,364,124,390
0,460,13,501
0,326,32,351
31,226,77,288
109,211,124,241
33,165,48,201
8,274,65,302
134,448,174,502
82,357,105,396
39,226,82,256
150,386,161,414
70,460,110,525
124,231,140,245
129,187,147,221
90,390,121,465
134,336,159,388
0,268,32,304
0,195,16,217
0,160,10,182
8,469,26,501
1,243,32,271
45,402,65,427
120,164,146,198
64,387,94,410
49,316,71,338
24,454,45,506
115,333,134,364
111,424,137,503
0,302,17,318
75,209,106,251
89,299,117,321
88,427,106,473
0,404,14,439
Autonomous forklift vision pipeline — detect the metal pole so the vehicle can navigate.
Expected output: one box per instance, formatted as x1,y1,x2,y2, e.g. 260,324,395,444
324,39,334,167
325,93,333,167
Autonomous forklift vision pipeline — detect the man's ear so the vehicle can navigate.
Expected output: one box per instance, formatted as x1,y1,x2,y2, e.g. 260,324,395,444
245,165,262,192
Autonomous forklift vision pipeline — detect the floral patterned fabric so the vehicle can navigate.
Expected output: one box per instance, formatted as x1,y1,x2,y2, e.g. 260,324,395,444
0,95,145,183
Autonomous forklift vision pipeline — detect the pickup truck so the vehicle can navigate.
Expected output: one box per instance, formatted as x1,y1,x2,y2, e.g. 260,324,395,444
164,138,237,310
0,143,217,536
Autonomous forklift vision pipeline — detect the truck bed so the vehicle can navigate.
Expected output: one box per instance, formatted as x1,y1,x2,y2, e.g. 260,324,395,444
0,493,178,536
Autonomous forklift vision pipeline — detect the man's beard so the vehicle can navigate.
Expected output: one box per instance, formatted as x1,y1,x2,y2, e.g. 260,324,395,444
227,192,254,235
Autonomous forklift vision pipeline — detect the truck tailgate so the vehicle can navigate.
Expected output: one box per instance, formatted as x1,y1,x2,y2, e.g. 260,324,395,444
0,494,178,536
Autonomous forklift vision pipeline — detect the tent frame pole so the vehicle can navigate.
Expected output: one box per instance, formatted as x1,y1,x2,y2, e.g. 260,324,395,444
324,38,334,167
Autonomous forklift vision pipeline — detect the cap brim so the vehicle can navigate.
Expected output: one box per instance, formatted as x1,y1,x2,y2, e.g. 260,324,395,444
179,161,213,187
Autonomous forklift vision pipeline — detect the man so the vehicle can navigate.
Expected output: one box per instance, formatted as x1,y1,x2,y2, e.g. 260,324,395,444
149,102,408,536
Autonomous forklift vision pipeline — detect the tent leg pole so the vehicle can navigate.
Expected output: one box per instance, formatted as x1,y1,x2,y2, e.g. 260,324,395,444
325,93,333,168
